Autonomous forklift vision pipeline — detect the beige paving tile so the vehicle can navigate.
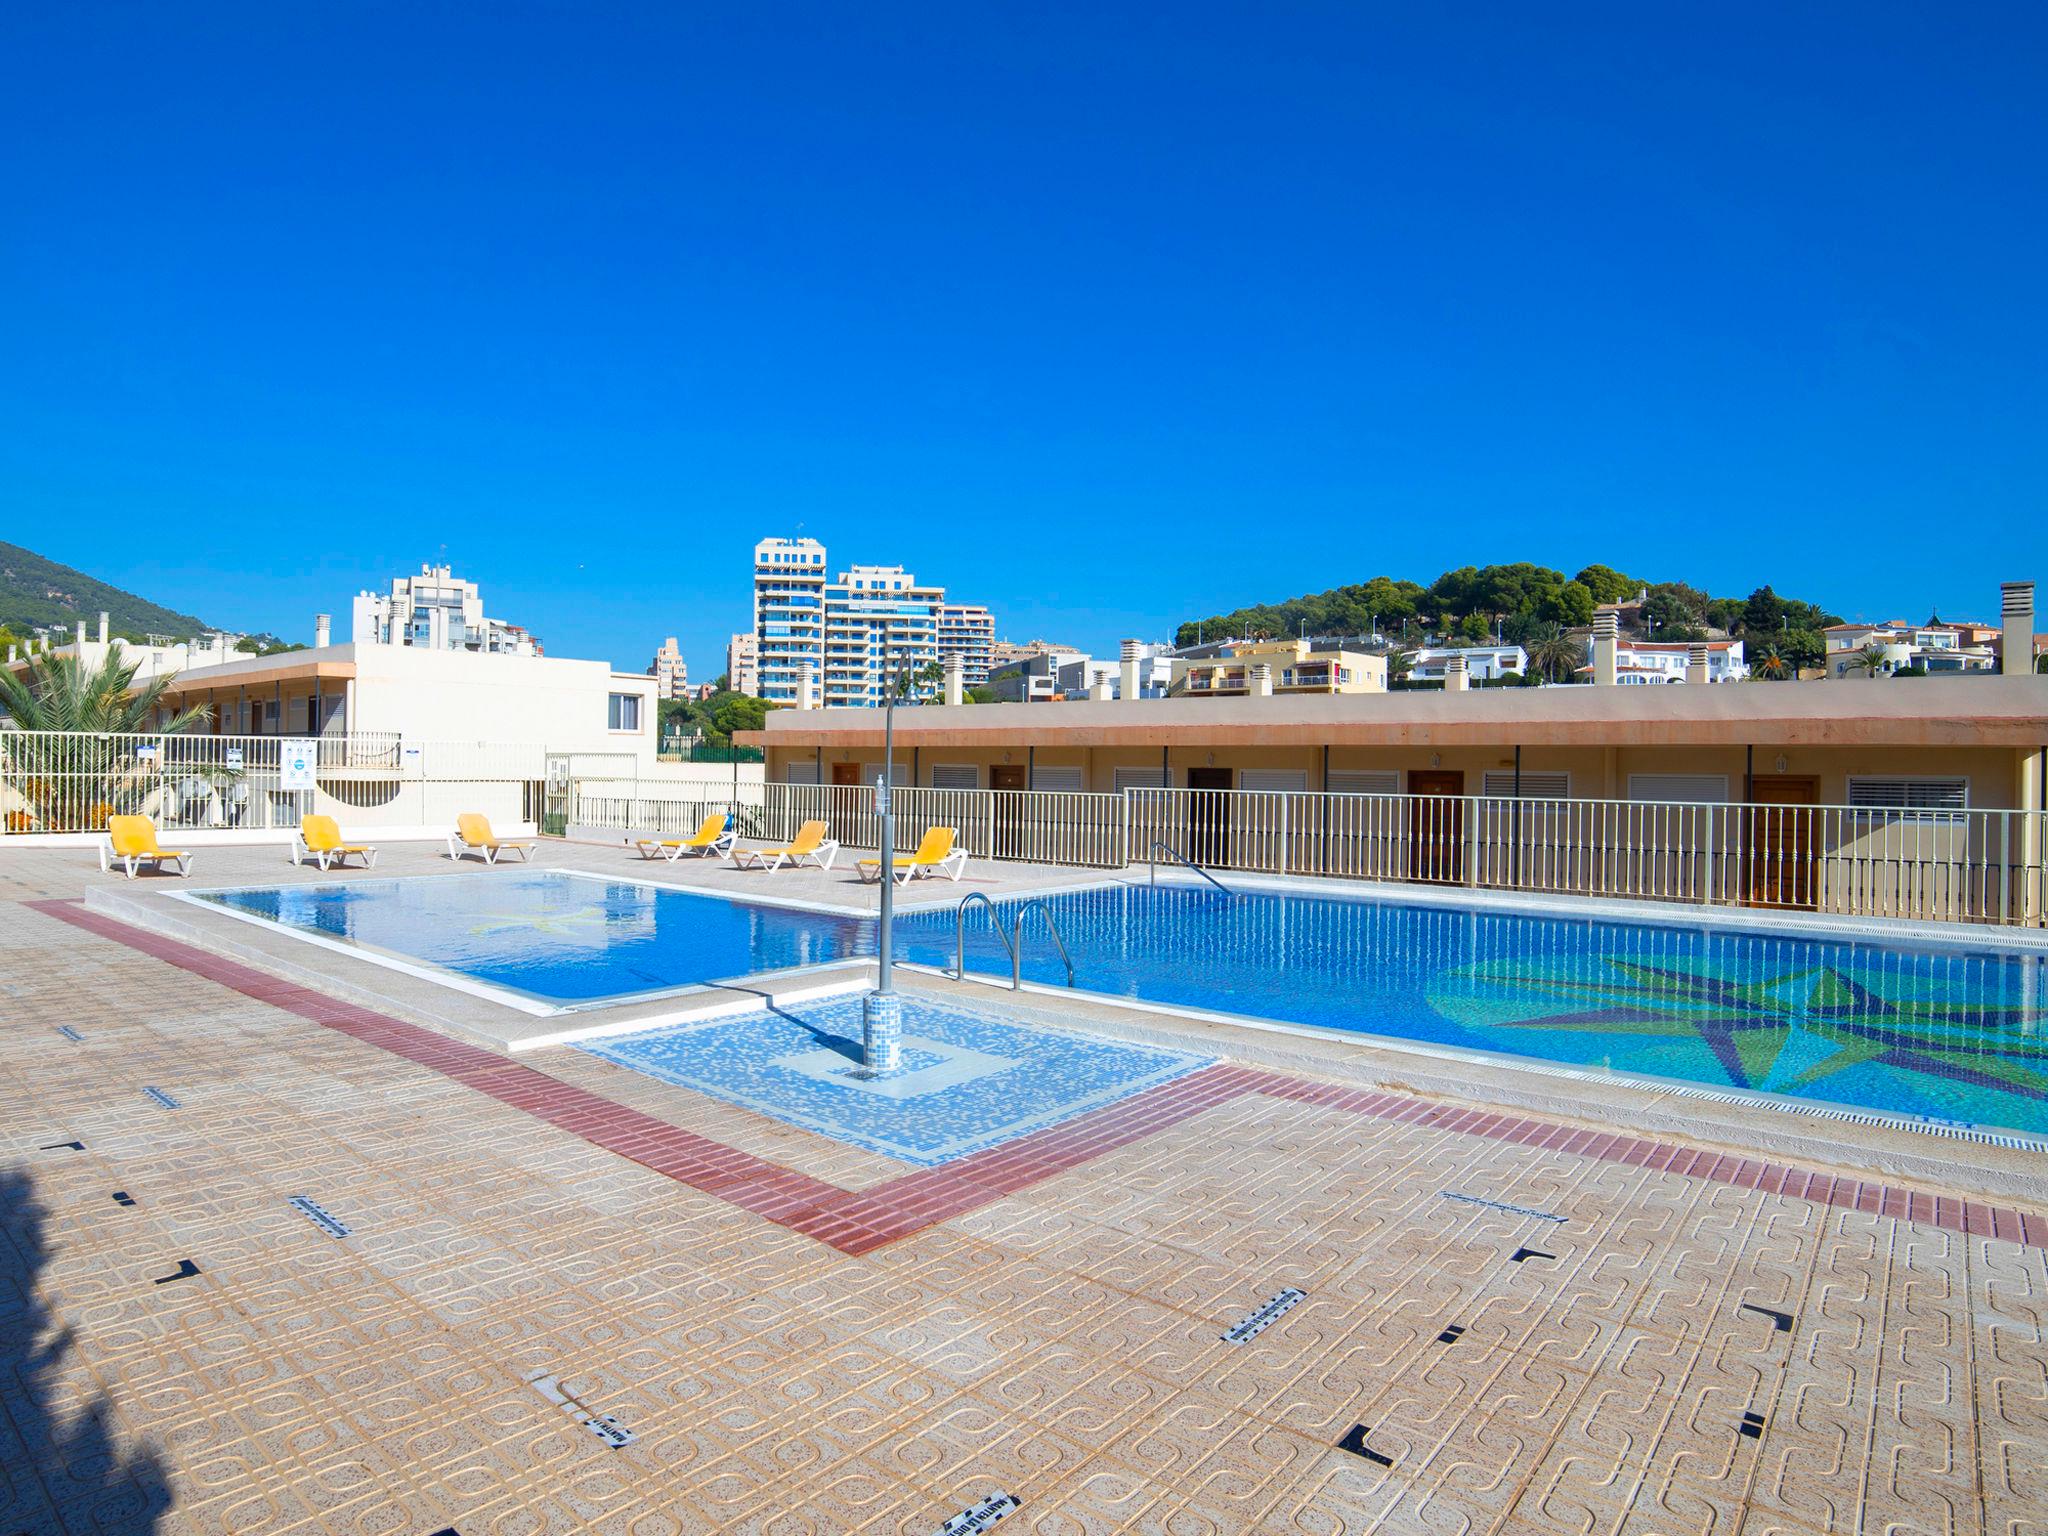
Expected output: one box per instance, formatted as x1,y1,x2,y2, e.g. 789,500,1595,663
3,851,2044,1536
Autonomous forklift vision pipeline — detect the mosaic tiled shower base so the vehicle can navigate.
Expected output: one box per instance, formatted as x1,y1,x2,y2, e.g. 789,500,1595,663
577,996,1213,1165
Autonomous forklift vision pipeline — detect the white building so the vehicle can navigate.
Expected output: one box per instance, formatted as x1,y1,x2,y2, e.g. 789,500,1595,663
938,603,996,685
648,637,688,699
1582,639,1749,685
5,611,657,765
822,565,944,707
753,538,828,707
726,632,759,696
751,537,992,708
1824,622,1996,678
353,564,538,656
1407,644,1529,683
987,641,1174,703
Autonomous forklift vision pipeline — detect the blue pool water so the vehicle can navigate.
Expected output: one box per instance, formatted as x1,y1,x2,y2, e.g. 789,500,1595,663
198,872,2048,1134
892,884,2048,1137
195,871,867,1007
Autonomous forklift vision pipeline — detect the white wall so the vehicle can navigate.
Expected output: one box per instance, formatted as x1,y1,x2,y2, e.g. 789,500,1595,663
346,646,659,764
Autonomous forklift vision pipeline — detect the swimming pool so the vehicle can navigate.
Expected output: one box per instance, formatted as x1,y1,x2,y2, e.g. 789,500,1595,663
192,870,2048,1135
190,870,869,1010
892,883,2048,1137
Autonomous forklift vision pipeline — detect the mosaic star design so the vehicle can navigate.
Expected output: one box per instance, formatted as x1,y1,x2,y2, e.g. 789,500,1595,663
1431,955,2048,1130
467,903,610,939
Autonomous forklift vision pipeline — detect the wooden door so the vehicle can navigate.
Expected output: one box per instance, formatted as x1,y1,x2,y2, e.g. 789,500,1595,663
1745,776,1819,909
1186,767,1233,866
987,765,1028,859
831,761,862,787
1407,770,1465,883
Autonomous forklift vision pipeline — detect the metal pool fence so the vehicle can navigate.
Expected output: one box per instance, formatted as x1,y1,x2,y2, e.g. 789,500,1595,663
10,731,2038,927
568,772,2048,927
0,730,546,835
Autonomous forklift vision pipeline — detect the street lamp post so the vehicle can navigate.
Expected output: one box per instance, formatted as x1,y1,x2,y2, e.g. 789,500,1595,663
860,645,903,1073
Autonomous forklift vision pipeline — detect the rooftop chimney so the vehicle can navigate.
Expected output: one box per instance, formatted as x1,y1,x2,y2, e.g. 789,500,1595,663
942,653,963,707
1443,655,1469,692
797,660,816,710
2002,581,2035,677
315,613,332,649
75,620,86,648
1592,612,1620,686
1088,668,1113,701
1250,662,1274,697
1686,642,1709,686
1119,639,1142,702
98,612,109,644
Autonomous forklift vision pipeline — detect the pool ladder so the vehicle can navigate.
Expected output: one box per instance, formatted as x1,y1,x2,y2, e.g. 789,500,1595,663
950,891,1076,990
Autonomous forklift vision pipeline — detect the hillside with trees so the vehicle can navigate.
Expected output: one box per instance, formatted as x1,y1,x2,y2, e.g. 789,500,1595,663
1176,563,1843,676
0,541,213,641
658,680,773,756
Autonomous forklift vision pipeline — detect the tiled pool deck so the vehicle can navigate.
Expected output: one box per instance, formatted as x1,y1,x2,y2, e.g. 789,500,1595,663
1,841,2044,1535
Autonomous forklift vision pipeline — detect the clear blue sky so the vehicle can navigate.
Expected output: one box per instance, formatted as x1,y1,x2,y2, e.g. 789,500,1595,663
4,3,2043,676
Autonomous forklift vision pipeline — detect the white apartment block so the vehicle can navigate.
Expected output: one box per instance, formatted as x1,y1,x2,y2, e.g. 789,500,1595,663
352,564,537,656
822,565,944,707
751,537,991,708
648,637,689,699
938,603,995,685
726,632,759,696
752,538,828,707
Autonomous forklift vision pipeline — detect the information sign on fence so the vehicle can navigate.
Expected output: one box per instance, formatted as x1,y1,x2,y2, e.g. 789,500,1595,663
279,740,318,791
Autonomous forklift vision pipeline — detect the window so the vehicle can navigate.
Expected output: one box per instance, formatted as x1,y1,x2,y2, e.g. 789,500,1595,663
1032,765,1084,793
930,764,979,790
1327,769,1399,796
784,760,820,785
607,693,642,731
1112,766,1167,793
1848,778,1967,811
1482,770,1571,799
1628,774,1730,803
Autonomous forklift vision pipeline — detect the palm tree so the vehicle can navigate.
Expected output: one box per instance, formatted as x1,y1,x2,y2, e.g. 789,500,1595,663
1385,649,1414,687
0,644,209,734
1853,642,1890,679
1527,627,1584,685
1752,645,1792,681
0,645,210,832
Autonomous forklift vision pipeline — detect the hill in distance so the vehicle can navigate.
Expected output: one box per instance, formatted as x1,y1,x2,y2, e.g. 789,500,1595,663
0,541,214,643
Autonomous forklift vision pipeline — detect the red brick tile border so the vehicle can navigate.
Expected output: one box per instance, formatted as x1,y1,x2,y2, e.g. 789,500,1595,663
33,899,2048,1255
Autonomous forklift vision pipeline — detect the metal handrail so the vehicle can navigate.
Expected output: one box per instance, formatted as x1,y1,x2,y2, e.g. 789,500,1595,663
950,891,1076,990
953,891,1017,982
1012,899,1076,988
1148,840,1236,897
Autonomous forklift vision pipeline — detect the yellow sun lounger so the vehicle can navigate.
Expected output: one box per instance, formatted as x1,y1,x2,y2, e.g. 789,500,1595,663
856,826,968,886
293,814,378,871
732,819,839,872
447,813,536,865
98,815,193,879
634,813,734,862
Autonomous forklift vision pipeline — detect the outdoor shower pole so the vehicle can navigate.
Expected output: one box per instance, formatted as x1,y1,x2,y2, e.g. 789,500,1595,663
862,646,903,1073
